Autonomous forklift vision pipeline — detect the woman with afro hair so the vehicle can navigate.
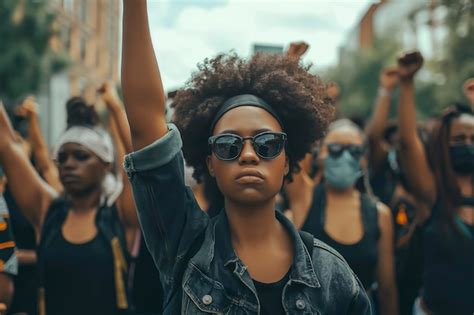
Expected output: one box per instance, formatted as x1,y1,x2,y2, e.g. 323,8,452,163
121,1,371,314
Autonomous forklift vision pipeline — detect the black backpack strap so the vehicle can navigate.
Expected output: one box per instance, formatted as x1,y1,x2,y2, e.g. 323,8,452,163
299,230,314,256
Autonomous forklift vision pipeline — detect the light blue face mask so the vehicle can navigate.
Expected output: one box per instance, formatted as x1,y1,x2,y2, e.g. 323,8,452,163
324,150,362,190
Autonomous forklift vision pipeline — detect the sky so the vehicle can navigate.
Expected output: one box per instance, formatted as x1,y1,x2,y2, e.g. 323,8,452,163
146,0,377,91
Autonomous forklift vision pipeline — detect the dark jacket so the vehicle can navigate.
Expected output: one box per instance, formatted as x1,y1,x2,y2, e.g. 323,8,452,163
124,124,372,314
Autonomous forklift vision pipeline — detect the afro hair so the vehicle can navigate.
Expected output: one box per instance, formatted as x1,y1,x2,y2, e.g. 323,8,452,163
172,52,334,183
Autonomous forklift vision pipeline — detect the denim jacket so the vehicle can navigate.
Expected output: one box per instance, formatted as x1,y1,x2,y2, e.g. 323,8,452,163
124,124,372,314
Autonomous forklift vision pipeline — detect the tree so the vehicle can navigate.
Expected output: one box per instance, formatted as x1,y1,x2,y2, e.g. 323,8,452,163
322,33,402,120
323,0,473,122
0,0,68,103
435,0,474,105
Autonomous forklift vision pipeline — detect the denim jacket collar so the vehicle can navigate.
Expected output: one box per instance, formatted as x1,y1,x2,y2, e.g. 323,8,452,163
191,209,320,289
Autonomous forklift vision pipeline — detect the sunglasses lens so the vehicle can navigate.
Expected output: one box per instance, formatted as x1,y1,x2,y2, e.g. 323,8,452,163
213,135,242,160
327,143,343,157
348,145,364,159
254,133,285,158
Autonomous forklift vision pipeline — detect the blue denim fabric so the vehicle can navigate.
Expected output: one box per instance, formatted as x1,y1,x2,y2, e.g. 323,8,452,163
124,124,372,314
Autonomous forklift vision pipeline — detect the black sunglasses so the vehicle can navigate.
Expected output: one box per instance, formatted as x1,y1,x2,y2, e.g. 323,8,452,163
208,131,287,161
327,143,365,159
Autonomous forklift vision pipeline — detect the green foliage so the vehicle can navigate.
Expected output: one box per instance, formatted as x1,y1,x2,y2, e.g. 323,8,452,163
323,1,473,121
0,1,69,103
435,0,474,105
323,34,401,120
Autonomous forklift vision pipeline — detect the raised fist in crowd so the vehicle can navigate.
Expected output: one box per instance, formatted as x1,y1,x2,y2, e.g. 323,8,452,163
397,50,423,81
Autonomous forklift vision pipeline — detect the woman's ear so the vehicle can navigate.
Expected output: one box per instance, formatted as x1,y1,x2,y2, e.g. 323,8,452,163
284,155,290,176
206,156,215,177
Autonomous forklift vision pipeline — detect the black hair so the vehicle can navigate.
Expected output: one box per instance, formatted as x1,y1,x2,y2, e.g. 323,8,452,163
428,102,473,239
66,97,99,129
172,52,334,185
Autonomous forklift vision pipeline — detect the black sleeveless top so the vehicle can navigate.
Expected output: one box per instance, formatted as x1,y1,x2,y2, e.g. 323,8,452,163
39,198,129,315
44,232,116,315
301,184,380,289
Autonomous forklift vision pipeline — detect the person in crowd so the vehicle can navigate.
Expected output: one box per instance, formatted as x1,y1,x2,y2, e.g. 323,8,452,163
4,96,52,315
121,0,372,314
0,93,138,315
463,77,474,109
0,171,17,315
285,119,399,315
98,82,166,315
365,66,429,315
395,51,474,315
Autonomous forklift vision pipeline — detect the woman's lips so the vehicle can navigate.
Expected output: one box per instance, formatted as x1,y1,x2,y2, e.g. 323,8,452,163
235,170,264,184
235,175,264,184
61,174,80,183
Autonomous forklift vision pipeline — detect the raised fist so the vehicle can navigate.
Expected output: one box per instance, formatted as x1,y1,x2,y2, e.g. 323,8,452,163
287,41,309,59
397,50,423,81
15,96,38,119
98,82,119,107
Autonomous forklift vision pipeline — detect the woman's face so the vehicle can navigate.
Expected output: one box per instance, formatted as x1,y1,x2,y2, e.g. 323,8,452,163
449,114,474,145
318,126,366,190
207,106,288,207
56,143,110,196
319,126,365,165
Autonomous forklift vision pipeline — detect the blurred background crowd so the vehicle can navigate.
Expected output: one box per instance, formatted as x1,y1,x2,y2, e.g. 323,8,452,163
0,0,472,315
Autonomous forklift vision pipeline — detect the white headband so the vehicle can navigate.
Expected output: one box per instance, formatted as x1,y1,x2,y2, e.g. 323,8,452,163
53,126,114,163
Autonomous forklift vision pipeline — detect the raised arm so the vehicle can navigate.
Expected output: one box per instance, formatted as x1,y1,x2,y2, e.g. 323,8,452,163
121,0,208,287
16,97,63,192
99,83,133,153
365,67,399,173
104,95,139,249
396,52,436,206
0,104,56,232
121,0,167,150
376,202,399,315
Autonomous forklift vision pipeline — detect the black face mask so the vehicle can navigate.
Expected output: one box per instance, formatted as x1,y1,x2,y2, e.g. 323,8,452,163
450,144,474,173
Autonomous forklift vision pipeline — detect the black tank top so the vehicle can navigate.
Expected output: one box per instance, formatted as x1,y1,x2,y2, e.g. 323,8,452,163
43,231,116,315
301,184,380,289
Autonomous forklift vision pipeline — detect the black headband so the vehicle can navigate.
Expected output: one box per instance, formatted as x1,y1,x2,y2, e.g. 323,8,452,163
209,94,284,134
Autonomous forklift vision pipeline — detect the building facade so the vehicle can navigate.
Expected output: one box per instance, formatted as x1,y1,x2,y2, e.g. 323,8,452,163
39,0,120,145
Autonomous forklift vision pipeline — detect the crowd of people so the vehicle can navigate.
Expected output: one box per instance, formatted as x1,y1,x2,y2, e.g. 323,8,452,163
0,1,473,314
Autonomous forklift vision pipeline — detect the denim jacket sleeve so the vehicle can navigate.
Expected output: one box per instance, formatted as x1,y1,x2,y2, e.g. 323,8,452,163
123,124,208,288
348,275,373,315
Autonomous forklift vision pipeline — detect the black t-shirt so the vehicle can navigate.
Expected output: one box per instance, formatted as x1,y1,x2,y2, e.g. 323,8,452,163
253,270,290,315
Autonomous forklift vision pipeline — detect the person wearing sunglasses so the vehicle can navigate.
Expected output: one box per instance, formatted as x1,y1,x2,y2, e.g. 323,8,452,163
394,51,474,315
285,119,399,315
0,96,138,315
121,1,372,314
